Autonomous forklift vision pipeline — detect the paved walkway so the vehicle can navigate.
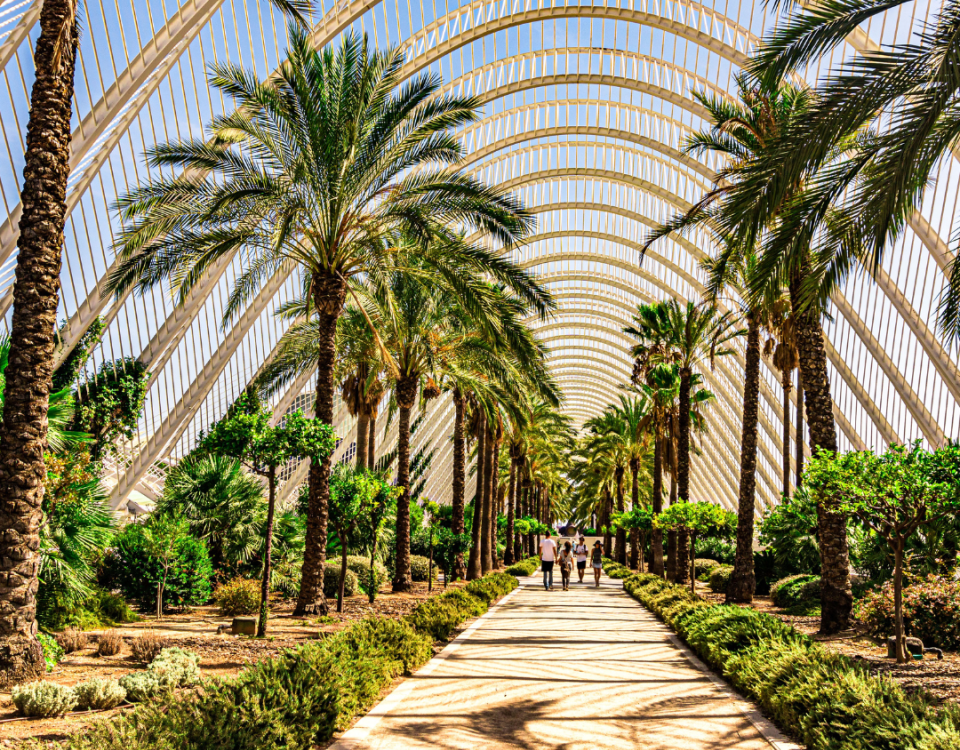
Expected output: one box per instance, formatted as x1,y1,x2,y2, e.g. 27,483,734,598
331,573,797,750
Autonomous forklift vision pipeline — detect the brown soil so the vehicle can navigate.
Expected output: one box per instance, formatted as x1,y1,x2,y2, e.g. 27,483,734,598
697,583,960,706
0,579,463,746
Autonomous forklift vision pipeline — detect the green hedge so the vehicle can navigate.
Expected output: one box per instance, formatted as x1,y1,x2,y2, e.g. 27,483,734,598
504,556,540,576
770,574,821,609
602,558,632,579
708,565,733,594
623,573,960,750
59,572,518,750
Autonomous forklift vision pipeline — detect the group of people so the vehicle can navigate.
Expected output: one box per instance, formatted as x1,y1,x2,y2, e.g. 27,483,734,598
537,529,604,590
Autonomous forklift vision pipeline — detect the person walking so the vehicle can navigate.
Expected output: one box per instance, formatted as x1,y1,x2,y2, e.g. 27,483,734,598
558,542,575,591
539,529,558,591
591,540,604,587
574,537,588,584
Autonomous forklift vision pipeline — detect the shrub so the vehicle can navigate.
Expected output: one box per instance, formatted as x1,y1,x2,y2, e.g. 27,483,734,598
131,631,170,664
504,556,539,576
322,563,357,599
601,558,632,579
66,616,434,750
150,647,201,687
56,627,88,654
464,572,518,604
97,630,124,656
694,537,736,565
96,589,140,624
12,681,77,717
105,520,213,612
694,558,721,581
770,574,821,608
346,555,389,595
37,631,64,670
855,574,960,650
213,578,261,616
708,565,733,594
119,671,168,703
74,679,127,710
406,589,486,641
408,555,436,582
624,575,960,750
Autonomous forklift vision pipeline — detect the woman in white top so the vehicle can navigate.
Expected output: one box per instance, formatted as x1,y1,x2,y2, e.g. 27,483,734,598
574,538,589,584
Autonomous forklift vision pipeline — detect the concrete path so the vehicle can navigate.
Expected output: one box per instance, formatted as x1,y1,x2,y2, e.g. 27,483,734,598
331,573,798,750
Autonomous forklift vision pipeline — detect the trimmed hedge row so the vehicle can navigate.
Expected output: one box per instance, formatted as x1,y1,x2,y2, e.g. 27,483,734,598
56,572,518,750
623,573,960,750
601,558,632,579
504,556,540,576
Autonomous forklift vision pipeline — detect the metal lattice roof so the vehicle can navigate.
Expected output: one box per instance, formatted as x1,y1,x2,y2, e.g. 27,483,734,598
0,0,956,514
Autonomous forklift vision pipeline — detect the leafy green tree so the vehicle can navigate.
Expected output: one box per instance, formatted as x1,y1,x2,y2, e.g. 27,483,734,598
656,501,735,594
355,478,398,603
73,357,149,460
197,394,335,634
327,465,393,612
805,443,960,662
758,486,822,579
614,507,655,572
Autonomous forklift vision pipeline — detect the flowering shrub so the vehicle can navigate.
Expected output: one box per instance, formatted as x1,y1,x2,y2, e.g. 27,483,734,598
855,574,960,650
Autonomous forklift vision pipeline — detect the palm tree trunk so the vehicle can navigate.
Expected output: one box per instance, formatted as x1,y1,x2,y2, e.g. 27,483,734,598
790,273,851,634
467,420,485,580
355,412,369,471
368,414,377,471
480,419,493,574
257,469,277,637
781,371,792,499
0,0,81,688
728,312,761,603
795,373,805,487
629,458,640,570
602,489,612,553
651,437,664,577
522,480,532,556
666,476,678,581
451,391,467,580
504,455,516,566
392,376,418,592
295,273,346,617
677,368,692,503
491,438,502,568
615,467,626,565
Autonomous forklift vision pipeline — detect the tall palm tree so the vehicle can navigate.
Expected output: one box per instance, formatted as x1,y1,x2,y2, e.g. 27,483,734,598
611,395,653,569
107,32,541,615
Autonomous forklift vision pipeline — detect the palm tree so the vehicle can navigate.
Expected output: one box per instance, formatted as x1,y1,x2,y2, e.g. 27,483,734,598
107,32,542,614
611,396,653,569
581,411,630,564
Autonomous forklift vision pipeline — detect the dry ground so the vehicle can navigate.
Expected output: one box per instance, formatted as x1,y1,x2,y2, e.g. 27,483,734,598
0,579,463,746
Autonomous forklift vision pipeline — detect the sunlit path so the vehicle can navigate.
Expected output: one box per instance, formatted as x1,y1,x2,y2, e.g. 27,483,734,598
331,574,794,750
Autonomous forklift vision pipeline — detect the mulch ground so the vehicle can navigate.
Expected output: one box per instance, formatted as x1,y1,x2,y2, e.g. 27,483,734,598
0,579,464,746
697,583,960,706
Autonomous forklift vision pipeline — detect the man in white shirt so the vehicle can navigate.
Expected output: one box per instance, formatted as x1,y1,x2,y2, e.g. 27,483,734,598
574,536,589,584
539,529,558,591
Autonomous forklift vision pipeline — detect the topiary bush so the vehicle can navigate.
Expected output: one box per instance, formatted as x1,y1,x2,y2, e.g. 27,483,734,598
694,558,721,581
213,578,261,616
74,678,127,710
12,681,77,717
708,565,733,594
770,574,821,609
345,556,389,595
408,555,436,582
855,574,960,650
323,563,357,599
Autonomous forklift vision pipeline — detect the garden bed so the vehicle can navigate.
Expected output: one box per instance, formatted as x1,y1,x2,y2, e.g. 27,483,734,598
0,578,467,746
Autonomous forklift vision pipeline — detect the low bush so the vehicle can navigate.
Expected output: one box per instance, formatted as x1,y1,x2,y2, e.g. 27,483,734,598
149,647,201,688
12,681,77,717
131,631,170,664
119,671,168,703
213,578,261,616
855,574,960,650
601,559,632,579
56,627,88,654
346,555,389,595
464,572,518,604
409,555,436,582
37,631,64,670
694,559,721,581
708,565,733,594
770,574,821,609
323,563,357,599
504,556,539,576
65,616,434,750
624,574,960,749
74,678,128,710
96,630,123,657
406,589,487,641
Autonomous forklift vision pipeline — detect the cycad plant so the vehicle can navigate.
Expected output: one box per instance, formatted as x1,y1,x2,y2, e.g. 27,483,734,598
107,31,540,615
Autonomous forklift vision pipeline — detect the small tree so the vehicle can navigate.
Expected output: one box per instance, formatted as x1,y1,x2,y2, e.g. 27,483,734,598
198,394,336,635
356,476,398,603
142,516,187,620
805,443,960,663
656,501,734,593
327,464,392,612
614,507,654,572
